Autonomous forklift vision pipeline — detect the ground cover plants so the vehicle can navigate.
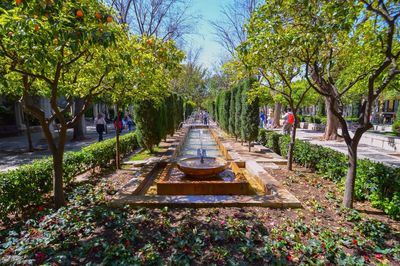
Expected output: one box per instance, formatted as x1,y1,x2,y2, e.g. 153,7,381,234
0,165,399,265
258,129,400,220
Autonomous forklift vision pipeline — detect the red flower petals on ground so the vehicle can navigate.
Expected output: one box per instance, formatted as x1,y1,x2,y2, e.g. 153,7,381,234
34,251,46,264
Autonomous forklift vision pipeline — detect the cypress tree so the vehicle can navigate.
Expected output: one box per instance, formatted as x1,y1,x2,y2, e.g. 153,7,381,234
240,79,259,151
223,90,231,131
134,100,160,152
165,94,175,136
229,87,236,135
211,101,216,120
235,84,243,141
217,93,224,126
177,96,184,125
215,93,221,125
172,93,179,130
184,101,195,119
157,100,168,142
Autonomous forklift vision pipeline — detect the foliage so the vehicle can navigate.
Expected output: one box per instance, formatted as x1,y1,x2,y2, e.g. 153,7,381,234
258,129,400,219
134,93,184,152
0,179,398,265
393,106,400,133
223,91,231,131
128,147,162,161
0,132,138,221
234,84,243,140
184,101,195,119
392,120,400,134
240,79,259,146
134,100,163,152
228,86,237,135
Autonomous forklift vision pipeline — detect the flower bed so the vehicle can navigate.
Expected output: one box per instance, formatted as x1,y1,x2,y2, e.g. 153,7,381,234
258,129,400,219
0,132,138,221
0,176,398,265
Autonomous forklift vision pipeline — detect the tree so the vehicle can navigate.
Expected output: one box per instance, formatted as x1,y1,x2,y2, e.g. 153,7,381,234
108,0,198,42
173,47,208,107
104,34,183,167
240,79,259,151
303,1,400,208
134,100,161,152
165,94,176,137
234,83,243,142
229,86,236,135
223,91,231,131
251,0,400,208
184,101,195,119
242,8,315,170
211,0,261,57
0,0,121,208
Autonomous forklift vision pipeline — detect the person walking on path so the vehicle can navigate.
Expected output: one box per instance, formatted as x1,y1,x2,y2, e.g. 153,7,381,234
94,113,107,142
114,114,123,134
203,112,208,125
268,109,275,128
260,111,266,128
126,114,134,131
282,109,294,135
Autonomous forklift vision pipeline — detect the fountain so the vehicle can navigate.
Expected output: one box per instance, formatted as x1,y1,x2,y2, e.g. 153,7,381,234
176,128,229,178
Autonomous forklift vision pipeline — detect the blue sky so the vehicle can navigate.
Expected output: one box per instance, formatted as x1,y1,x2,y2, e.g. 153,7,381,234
188,0,232,69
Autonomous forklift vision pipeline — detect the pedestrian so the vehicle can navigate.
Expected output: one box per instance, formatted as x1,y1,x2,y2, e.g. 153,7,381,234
94,113,107,142
282,109,294,135
114,114,123,134
269,109,275,128
203,112,208,125
260,111,265,128
126,114,134,131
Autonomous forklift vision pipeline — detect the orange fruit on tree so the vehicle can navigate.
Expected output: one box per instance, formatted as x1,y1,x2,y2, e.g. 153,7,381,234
146,39,154,46
8,32,14,37
95,12,102,20
34,24,40,31
15,0,22,6
106,16,113,23
76,10,84,18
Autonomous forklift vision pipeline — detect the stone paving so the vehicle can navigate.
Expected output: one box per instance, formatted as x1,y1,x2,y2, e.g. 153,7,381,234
280,128,400,168
0,125,133,172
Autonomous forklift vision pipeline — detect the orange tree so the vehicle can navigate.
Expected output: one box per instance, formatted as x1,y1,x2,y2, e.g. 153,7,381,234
0,0,123,208
103,34,184,167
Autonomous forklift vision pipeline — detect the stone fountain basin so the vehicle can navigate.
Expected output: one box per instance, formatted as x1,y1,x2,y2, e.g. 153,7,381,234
177,157,229,178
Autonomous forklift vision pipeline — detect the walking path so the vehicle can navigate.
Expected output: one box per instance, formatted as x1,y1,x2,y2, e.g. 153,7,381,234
280,128,400,168
0,125,133,172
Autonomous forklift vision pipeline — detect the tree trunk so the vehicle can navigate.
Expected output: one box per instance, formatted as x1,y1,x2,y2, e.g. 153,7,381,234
343,144,357,208
287,121,297,171
45,123,68,209
52,149,66,208
322,98,339,140
115,104,121,169
273,102,281,128
248,140,251,152
24,112,34,152
73,98,86,141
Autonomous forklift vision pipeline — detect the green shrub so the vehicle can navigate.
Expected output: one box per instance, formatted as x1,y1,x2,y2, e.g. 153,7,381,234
262,130,282,155
0,132,138,220
345,117,359,123
258,128,268,144
258,130,400,219
392,120,400,133
303,116,323,124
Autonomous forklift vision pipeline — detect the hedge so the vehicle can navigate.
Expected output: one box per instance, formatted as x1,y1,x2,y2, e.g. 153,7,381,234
258,129,400,219
0,132,138,220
